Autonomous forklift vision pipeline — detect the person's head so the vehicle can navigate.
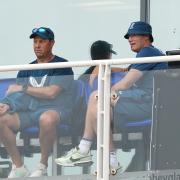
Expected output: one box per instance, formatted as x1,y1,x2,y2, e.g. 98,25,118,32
124,21,154,52
30,27,55,59
90,40,117,60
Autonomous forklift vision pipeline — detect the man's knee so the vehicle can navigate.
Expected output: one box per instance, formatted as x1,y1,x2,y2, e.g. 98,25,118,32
0,115,19,132
88,91,98,104
39,111,59,131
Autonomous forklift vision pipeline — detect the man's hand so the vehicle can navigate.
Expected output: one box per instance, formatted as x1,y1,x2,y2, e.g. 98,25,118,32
110,90,119,106
6,84,23,95
0,103,10,115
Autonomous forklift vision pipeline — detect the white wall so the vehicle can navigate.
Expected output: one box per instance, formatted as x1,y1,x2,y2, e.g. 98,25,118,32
150,0,180,53
0,0,140,77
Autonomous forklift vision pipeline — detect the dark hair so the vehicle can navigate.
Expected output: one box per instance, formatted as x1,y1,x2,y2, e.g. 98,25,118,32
90,40,116,60
78,40,116,82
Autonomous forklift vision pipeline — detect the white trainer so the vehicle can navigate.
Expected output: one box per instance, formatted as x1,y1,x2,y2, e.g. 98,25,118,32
55,147,92,166
8,164,30,178
29,163,47,177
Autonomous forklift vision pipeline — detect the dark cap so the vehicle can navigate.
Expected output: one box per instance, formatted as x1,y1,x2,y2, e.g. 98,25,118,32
30,27,54,40
124,21,153,42
91,40,117,60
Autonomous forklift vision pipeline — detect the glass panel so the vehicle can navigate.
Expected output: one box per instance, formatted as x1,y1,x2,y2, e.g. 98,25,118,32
111,69,152,175
2,66,180,179
111,67,180,179
0,72,98,178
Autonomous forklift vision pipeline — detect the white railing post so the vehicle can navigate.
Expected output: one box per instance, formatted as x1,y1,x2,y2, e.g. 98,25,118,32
97,64,105,180
103,64,111,180
97,64,111,180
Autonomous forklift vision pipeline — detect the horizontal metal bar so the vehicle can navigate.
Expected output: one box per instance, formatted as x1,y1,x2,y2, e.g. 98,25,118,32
0,55,179,72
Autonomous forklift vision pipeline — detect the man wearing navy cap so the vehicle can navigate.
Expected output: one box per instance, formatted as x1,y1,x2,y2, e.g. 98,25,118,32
111,21,168,132
55,22,168,173
0,27,74,177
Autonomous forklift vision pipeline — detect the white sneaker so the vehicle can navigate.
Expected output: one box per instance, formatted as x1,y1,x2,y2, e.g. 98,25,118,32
55,147,92,166
29,163,47,177
8,164,30,178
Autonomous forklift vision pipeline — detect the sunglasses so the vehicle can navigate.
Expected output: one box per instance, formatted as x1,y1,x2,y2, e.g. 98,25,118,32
32,28,50,35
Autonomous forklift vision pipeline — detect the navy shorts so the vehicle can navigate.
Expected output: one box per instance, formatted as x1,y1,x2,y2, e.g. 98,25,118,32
17,107,70,131
113,98,152,130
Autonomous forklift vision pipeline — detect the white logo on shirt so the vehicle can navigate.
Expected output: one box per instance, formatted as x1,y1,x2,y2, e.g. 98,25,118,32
29,75,47,87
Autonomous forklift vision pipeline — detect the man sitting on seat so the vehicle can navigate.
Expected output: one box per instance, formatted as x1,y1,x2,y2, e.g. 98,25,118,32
0,27,74,178
55,22,168,172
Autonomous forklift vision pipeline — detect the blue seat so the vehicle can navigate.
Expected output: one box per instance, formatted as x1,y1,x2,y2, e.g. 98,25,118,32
120,118,152,172
126,119,151,127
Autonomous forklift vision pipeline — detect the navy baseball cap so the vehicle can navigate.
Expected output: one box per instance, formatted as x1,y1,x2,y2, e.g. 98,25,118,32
30,27,54,40
124,21,153,42
91,40,117,56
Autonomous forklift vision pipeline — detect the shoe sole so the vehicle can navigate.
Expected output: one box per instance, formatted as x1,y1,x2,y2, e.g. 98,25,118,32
8,172,30,178
55,162,75,167
29,173,48,177
74,160,93,166
55,160,93,167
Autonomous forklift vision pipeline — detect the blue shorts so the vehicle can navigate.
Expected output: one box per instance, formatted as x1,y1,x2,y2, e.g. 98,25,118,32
113,98,152,130
17,107,70,131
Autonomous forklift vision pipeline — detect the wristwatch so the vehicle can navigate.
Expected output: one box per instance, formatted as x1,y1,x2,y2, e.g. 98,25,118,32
22,84,28,92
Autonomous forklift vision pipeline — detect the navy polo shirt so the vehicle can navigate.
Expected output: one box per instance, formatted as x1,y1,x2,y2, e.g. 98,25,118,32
126,46,168,96
16,56,74,109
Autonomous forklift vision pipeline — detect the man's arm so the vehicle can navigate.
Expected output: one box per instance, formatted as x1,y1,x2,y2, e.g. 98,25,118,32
25,85,61,99
111,67,128,72
6,84,61,99
111,68,143,92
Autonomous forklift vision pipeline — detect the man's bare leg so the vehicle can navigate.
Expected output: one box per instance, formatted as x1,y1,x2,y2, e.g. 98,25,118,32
83,91,115,151
0,113,22,167
39,110,60,167
83,91,98,140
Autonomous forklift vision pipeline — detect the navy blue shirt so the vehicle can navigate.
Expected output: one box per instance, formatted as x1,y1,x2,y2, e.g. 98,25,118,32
16,56,74,109
121,46,168,100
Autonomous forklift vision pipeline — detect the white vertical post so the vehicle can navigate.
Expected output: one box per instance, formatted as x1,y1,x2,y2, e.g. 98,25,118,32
103,64,111,180
97,64,111,180
97,64,105,180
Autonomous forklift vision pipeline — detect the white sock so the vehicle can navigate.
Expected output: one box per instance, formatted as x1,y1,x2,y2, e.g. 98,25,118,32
38,162,47,169
15,164,25,170
110,151,119,167
78,138,92,154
